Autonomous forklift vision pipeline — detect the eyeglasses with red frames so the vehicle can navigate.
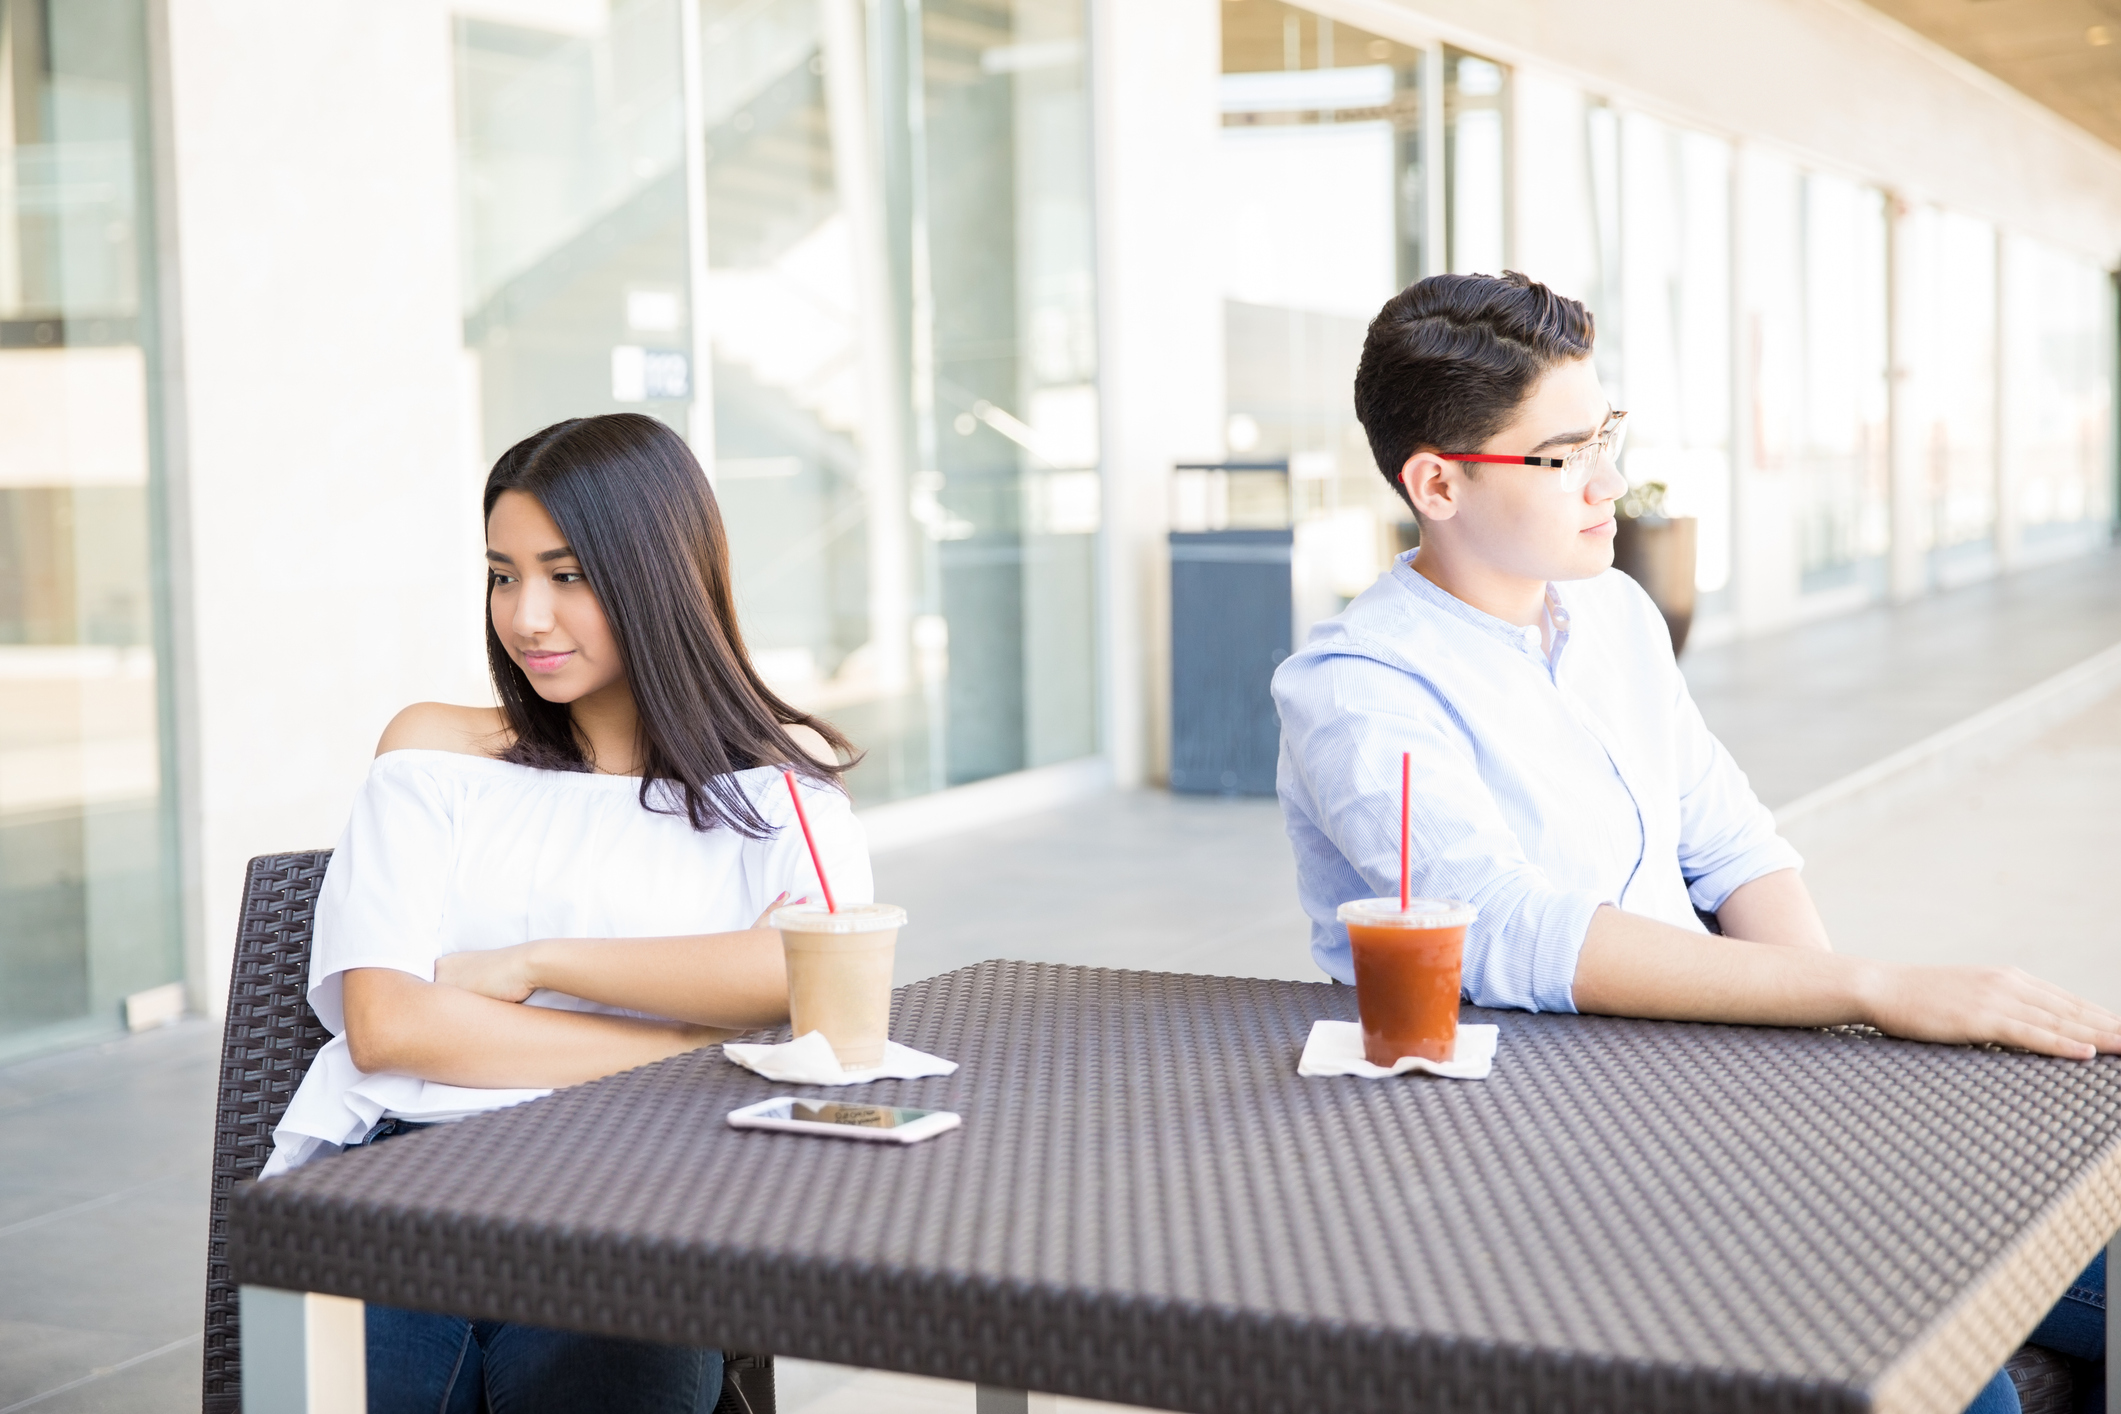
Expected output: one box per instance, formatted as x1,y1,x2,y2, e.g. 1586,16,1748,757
1439,410,1628,493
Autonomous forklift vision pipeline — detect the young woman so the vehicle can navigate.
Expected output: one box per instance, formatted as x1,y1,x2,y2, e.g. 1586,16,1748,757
262,413,867,1412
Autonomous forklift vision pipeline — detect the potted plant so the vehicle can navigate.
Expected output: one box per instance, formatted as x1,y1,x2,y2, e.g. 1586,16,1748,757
1610,481,1697,655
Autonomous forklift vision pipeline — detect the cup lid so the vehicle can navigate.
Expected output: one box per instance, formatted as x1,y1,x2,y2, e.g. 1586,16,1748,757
771,902,906,933
1336,897,1476,928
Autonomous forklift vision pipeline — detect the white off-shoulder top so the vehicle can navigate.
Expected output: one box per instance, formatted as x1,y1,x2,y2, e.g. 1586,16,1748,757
262,749,873,1177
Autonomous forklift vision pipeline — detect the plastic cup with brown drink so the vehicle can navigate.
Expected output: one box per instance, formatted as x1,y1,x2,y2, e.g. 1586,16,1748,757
1337,897,1476,1066
770,902,906,1070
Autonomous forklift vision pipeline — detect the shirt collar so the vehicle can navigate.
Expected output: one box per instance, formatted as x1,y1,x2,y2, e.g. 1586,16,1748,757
1393,550,1574,669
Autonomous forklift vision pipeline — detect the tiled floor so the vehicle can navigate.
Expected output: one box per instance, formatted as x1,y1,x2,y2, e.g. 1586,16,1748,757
1794,684,2121,1010
0,1020,215,1413
879,789,1310,989
1682,546,2121,808
5,543,2119,1413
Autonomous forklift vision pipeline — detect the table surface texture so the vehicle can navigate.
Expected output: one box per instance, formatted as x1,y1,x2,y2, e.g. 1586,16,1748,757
231,961,2121,1414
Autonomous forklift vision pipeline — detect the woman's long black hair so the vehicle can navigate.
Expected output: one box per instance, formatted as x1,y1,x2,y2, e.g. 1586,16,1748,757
484,413,855,836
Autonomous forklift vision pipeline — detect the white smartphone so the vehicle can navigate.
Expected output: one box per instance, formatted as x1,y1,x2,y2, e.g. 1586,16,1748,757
726,1096,962,1144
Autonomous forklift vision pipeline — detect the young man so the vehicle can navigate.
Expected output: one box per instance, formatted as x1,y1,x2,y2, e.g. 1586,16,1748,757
1273,271,2120,1058
1271,270,2110,1414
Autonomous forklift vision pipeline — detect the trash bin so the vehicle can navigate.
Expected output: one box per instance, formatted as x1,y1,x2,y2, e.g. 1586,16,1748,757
1168,528,1292,796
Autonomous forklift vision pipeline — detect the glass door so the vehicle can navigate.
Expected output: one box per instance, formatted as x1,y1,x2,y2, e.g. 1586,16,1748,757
1216,2,1432,631
0,0,180,1058
451,0,1102,806
686,0,1103,797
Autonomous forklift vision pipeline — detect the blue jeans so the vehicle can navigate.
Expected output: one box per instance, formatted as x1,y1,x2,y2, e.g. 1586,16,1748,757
1964,1251,2105,1414
365,1306,724,1414
351,1120,724,1413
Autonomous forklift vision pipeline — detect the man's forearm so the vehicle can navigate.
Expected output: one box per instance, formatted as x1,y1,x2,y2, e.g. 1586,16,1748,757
344,968,724,1087
1571,905,1871,1027
1568,904,2121,1058
522,930,791,1030
1711,868,1833,952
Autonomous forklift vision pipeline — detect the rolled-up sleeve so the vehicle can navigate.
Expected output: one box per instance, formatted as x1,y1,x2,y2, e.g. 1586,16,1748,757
1276,649,1610,1013
1670,682,1803,913
307,756,459,1034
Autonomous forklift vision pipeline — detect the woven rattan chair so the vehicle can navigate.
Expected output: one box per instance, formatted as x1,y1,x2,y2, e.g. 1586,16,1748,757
202,849,775,1414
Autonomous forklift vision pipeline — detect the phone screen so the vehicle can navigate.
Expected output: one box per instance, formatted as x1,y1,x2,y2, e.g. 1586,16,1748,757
764,1100,937,1130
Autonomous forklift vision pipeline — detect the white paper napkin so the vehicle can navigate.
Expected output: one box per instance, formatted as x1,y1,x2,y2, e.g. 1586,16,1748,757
722,1030,959,1086
1297,1019,1499,1080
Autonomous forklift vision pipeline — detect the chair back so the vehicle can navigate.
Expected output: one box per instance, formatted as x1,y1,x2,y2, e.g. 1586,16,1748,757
201,851,336,1414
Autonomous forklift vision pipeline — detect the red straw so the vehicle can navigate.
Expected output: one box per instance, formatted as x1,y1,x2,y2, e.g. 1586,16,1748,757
782,769,838,913
1399,752,1411,912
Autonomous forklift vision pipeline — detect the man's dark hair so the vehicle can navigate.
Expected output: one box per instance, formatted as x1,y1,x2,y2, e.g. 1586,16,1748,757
1353,271,1594,510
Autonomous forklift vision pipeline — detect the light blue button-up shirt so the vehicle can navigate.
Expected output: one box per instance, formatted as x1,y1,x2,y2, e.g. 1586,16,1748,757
1272,550,1800,1013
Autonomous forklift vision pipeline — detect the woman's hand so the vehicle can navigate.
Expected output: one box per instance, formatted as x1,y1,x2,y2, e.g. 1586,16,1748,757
435,945,540,1004
1857,961,2121,1060
433,894,801,1005
751,891,802,930
427,894,803,1023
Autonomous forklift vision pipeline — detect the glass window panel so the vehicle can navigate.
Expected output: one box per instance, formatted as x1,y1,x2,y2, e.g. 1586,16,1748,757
1512,74,1602,331
1795,173,1889,586
1217,4,1428,631
1613,112,1733,599
1584,101,1622,396
454,0,1098,806
918,0,1100,787
1743,153,1891,599
2004,235,2114,542
677,0,1099,802
1521,91,1626,420
1741,148,1802,512
691,0,882,774
1900,204,1998,565
0,0,178,1057
455,0,694,461
1445,49,1506,276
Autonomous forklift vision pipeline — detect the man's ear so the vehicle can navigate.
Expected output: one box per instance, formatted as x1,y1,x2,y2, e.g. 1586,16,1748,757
1398,451,1460,522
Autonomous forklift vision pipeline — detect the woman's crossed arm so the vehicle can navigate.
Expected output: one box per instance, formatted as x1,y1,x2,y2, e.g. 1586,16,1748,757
345,901,794,1086
342,967,730,1088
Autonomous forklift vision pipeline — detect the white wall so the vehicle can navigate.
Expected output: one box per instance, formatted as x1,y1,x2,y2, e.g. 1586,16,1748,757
160,0,487,1015
1091,0,1226,786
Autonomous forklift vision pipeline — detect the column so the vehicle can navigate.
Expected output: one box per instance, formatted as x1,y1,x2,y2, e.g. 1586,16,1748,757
1089,0,1224,787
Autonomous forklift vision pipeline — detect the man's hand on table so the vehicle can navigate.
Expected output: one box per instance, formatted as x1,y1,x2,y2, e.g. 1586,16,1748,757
1573,887,2121,1060
1854,961,2121,1060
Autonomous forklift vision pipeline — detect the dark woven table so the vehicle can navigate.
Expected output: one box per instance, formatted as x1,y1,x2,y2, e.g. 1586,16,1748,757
230,961,2121,1413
